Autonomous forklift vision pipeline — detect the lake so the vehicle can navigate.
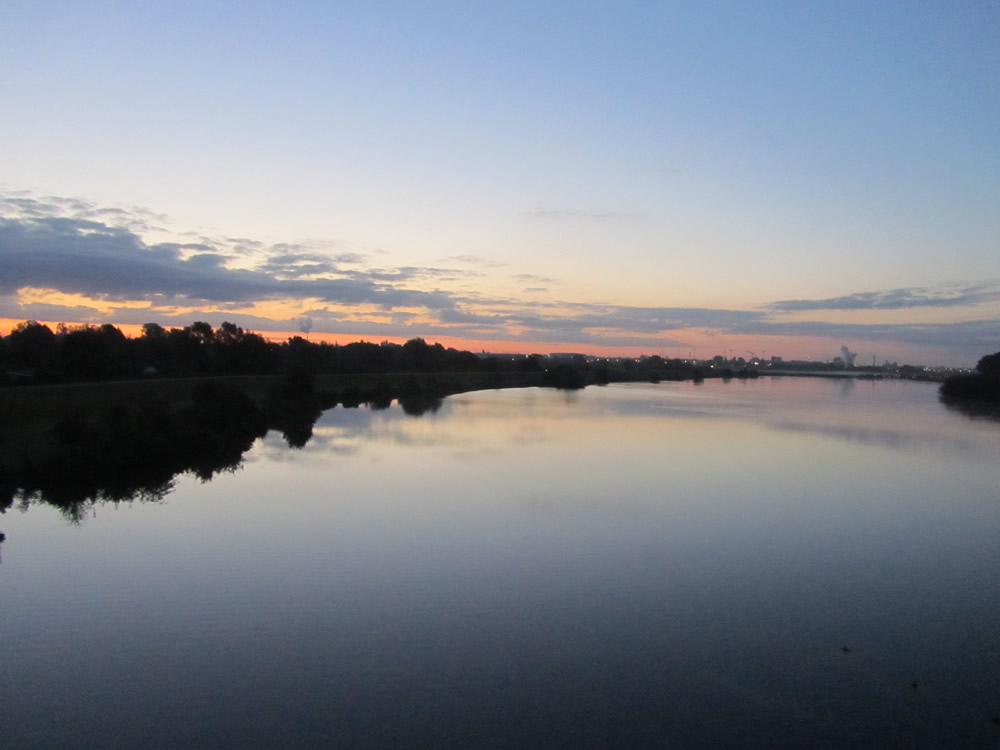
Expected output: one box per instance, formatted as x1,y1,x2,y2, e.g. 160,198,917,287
2,377,999,748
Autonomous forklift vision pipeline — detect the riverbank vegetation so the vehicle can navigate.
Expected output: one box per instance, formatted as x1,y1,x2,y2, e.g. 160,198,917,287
0,319,709,387
939,352,1000,414
0,319,719,513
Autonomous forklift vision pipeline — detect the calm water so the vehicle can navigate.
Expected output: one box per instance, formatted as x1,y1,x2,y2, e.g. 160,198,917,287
2,377,999,748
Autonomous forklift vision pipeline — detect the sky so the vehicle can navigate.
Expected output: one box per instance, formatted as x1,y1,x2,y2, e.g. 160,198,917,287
1,1,998,366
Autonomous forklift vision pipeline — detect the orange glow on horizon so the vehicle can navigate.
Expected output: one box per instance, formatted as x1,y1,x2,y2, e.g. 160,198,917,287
0,318,944,365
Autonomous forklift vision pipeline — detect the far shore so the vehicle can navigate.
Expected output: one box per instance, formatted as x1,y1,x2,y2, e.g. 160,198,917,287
766,368,944,381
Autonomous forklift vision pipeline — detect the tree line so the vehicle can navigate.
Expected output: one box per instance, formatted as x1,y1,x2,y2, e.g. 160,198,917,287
0,319,708,386
0,320,489,383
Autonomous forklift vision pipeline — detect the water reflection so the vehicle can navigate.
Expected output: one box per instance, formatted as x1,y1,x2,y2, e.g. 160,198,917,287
941,396,1000,423
8,378,999,518
5,382,447,515
767,418,996,459
399,394,444,416
839,376,855,396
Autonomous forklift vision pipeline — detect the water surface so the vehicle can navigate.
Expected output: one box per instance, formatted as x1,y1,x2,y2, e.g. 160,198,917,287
2,378,999,748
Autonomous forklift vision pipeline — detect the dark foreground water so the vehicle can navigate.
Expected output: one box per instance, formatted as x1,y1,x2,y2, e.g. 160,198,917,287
2,378,999,748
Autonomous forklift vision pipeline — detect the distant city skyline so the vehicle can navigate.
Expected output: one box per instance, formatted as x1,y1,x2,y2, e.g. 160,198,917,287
2,2,998,366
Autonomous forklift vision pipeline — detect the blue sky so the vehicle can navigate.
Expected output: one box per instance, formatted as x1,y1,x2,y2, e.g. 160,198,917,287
2,1,998,364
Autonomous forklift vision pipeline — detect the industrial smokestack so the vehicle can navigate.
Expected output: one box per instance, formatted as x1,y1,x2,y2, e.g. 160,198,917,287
298,317,313,338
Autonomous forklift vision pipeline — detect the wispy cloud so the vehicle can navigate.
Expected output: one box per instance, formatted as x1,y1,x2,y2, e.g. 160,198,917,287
729,317,1000,351
0,191,167,233
513,273,558,284
442,254,507,268
769,284,1000,312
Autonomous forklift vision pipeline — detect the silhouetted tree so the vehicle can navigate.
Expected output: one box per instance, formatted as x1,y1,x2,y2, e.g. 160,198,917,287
138,321,171,373
543,363,586,389
142,322,167,338
7,320,56,375
442,347,481,371
520,354,544,372
941,350,1000,404
332,341,395,373
56,324,130,381
189,321,215,344
977,352,1000,377
398,337,447,371
214,321,276,373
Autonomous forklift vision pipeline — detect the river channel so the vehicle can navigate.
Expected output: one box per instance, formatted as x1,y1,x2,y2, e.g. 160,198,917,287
2,377,999,748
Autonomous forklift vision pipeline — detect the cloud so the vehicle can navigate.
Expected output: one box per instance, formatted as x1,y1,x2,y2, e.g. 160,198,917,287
731,317,1000,352
513,273,558,284
514,304,764,334
0,296,106,323
442,254,507,268
769,283,1000,312
437,307,507,325
256,252,341,278
0,214,461,311
342,266,482,284
0,192,167,233
331,252,366,264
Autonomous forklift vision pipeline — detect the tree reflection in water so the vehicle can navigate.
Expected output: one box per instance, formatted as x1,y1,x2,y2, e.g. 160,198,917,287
399,395,443,417
5,381,268,519
2,375,456,518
